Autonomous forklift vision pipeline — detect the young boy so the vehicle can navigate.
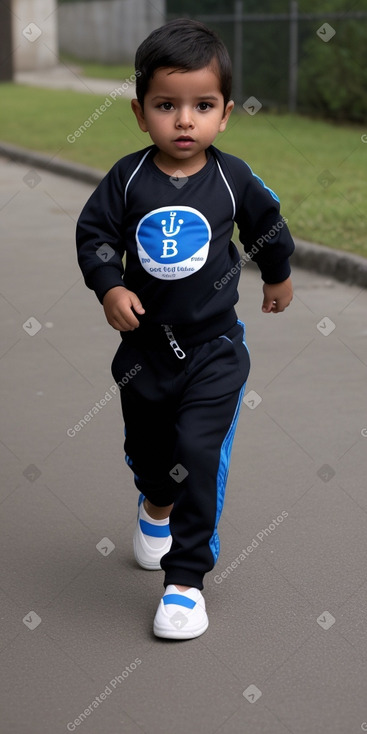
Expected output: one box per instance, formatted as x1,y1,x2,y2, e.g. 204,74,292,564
76,18,294,640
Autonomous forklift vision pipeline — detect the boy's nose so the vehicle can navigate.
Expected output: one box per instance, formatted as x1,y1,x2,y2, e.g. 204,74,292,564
176,108,194,129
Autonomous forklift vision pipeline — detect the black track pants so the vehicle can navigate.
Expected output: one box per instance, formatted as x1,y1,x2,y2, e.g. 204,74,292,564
111,320,250,590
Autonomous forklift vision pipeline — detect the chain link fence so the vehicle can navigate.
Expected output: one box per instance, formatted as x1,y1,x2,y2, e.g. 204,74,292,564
167,0,367,121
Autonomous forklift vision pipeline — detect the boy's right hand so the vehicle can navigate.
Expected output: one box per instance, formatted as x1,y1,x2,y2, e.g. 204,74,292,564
102,286,145,331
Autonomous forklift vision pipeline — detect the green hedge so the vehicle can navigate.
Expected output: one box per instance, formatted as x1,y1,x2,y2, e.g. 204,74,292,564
298,20,367,123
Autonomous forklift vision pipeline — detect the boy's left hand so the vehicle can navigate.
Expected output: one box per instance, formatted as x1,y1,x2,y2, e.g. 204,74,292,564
262,276,293,314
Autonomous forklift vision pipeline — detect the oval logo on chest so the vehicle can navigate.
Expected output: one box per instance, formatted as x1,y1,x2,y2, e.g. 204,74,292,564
136,206,211,280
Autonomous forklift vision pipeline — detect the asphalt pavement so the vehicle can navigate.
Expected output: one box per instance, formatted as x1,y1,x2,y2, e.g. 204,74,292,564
1,153,367,734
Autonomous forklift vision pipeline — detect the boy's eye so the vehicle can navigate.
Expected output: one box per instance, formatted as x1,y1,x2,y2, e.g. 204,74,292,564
197,102,213,111
159,102,174,111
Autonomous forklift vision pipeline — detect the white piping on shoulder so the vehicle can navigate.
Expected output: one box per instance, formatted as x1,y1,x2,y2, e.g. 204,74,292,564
124,149,237,221
215,159,236,220
124,149,152,206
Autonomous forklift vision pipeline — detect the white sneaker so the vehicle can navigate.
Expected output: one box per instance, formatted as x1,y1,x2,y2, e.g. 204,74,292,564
153,585,209,639
133,494,172,570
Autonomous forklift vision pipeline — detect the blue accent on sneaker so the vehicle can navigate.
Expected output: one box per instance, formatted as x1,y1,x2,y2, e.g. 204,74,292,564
162,594,196,609
139,519,171,538
138,493,145,507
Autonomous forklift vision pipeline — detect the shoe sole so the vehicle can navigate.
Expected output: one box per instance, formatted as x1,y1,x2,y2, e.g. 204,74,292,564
133,531,165,570
153,618,209,639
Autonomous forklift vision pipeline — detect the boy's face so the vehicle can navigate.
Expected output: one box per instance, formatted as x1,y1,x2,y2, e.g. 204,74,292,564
131,65,234,174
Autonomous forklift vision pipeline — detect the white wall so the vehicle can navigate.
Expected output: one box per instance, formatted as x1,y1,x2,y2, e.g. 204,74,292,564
58,0,166,64
12,0,59,71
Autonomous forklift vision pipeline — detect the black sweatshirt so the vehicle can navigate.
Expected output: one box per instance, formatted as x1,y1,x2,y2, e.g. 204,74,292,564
76,144,295,343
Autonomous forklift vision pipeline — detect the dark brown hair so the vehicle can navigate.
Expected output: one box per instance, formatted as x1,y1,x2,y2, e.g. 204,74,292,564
134,18,232,109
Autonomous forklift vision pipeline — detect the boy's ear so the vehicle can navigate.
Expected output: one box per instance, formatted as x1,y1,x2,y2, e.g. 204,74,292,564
131,99,148,132
219,100,235,132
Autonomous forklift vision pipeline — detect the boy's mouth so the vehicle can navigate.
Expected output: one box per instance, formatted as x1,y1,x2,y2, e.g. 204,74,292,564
174,136,195,148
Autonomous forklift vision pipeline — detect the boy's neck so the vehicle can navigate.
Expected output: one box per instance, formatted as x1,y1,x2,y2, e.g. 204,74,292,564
153,148,209,177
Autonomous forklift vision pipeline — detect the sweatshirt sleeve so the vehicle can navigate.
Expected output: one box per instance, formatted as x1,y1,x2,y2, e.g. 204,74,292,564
76,160,126,304
234,164,295,284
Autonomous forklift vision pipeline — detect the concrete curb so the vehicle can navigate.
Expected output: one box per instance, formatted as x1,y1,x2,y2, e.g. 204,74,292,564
0,140,105,186
2,140,367,288
290,238,367,288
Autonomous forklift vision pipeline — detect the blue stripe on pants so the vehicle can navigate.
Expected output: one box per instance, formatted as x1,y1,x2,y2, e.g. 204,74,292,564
209,321,249,563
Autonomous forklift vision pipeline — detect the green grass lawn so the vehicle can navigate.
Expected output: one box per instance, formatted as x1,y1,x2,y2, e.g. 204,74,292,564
1,83,366,256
